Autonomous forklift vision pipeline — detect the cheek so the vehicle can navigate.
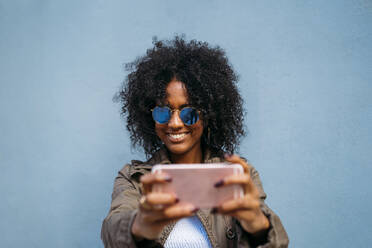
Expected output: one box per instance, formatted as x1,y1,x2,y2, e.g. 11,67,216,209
155,124,165,138
192,123,204,138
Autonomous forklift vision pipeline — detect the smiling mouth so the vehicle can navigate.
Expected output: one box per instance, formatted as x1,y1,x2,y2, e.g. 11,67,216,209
167,132,190,142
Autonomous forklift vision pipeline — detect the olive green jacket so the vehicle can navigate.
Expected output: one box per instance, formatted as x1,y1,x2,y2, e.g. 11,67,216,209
101,148,289,248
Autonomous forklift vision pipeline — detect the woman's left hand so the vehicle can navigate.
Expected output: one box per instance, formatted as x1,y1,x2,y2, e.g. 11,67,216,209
214,154,270,235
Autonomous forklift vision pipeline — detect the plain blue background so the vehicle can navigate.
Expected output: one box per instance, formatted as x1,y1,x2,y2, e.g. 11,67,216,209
1,1,371,247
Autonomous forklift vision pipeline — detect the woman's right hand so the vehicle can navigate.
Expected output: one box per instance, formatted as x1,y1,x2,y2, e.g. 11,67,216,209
131,172,198,240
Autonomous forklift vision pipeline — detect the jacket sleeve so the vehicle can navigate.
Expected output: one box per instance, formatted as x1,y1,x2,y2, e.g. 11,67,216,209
101,165,143,248
237,167,289,248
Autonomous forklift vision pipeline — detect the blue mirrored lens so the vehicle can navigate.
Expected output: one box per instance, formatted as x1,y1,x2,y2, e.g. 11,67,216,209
152,107,171,124
180,107,199,125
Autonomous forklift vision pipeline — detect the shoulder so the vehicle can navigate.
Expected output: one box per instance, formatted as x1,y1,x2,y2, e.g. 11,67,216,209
118,160,146,174
117,159,152,182
117,148,169,181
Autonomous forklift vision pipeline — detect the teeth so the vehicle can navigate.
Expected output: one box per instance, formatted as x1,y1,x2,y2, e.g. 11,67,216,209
168,133,186,139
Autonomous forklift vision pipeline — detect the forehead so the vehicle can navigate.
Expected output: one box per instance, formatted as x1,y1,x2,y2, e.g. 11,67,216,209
163,80,189,107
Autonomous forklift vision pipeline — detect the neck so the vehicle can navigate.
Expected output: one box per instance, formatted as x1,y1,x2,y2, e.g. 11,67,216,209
169,144,203,164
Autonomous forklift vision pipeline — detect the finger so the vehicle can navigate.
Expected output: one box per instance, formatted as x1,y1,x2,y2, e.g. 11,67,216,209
142,203,198,223
223,154,260,195
224,154,252,174
217,195,260,214
146,192,179,205
228,209,258,223
139,195,152,210
140,208,168,223
140,172,172,184
215,174,250,186
140,172,172,194
215,174,258,196
142,214,186,226
163,203,199,219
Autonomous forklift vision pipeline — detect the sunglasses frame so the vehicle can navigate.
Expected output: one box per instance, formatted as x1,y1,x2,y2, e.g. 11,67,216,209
151,106,201,126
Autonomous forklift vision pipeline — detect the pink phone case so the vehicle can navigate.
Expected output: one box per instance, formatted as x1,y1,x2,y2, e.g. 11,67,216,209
151,163,244,209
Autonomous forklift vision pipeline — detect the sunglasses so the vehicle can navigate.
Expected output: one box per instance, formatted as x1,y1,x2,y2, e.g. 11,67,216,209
151,106,200,125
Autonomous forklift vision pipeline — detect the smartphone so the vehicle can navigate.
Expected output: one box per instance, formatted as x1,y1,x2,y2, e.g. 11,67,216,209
151,163,244,209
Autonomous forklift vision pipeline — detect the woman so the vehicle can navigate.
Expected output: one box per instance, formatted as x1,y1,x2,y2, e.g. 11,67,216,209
101,36,289,247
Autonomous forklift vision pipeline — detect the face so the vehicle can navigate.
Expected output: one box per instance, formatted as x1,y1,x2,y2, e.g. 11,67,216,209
155,80,204,156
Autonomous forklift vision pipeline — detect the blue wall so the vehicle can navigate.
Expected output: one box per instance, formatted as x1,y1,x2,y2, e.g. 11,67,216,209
1,1,371,247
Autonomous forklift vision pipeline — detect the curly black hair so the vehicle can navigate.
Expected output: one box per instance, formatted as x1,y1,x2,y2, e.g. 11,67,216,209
117,35,245,157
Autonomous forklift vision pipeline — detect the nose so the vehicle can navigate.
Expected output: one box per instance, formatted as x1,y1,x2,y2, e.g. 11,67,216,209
167,110,184,129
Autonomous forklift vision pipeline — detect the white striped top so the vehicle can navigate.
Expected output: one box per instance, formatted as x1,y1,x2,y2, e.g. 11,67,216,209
164,216,212,248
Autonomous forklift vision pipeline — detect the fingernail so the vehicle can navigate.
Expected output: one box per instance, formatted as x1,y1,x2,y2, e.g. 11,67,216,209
164,176,172,182
211,207,218,214
191,207,199,213
214,180,224,187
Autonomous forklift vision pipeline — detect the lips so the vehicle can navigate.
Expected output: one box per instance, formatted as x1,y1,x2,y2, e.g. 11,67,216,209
166,132,190,143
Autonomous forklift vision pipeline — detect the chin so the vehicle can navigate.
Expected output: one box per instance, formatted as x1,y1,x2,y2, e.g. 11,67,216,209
165,143,191,155
164,139,202,157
